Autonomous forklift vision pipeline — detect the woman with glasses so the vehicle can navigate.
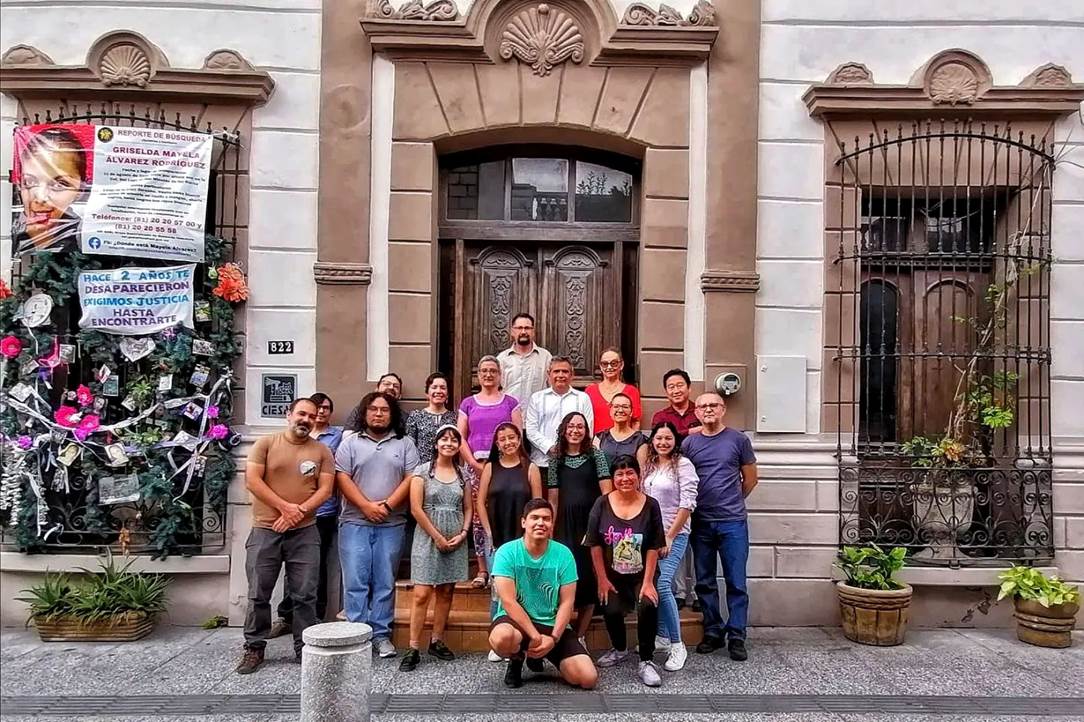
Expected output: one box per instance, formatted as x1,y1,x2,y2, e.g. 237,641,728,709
584,347,642,435
458,356,523,588
594,392,647,465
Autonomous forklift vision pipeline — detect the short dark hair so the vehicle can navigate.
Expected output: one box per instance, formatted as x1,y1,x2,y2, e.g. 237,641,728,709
352,390,403,435
521,498,553,518
549,355,574,371
610,454,641,477
310,392,334,413
423,371,452,406
288,397,318,413
511,313,535,327
662,368,691,388
377,372,402,387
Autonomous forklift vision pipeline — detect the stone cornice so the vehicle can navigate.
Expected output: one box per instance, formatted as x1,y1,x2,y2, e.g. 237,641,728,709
0,32,274,105
701,269,760,293
313,262,374,286
805,50,1084,118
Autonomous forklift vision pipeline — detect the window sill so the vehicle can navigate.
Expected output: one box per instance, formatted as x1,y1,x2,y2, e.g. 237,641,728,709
0,552,229,575
833,565,1058,587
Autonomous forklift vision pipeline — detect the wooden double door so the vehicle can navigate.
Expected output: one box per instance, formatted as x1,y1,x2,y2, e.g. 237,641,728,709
438,240,638,402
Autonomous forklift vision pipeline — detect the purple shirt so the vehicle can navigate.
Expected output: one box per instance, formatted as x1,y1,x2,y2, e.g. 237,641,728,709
681,427,756,522
458,393,520,459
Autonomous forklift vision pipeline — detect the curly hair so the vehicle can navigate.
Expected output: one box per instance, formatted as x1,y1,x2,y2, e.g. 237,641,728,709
351,390,403,436
554,411,592,460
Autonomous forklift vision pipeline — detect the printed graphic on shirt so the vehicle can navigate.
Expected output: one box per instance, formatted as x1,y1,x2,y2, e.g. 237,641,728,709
604,525,643,575
299,459,317,476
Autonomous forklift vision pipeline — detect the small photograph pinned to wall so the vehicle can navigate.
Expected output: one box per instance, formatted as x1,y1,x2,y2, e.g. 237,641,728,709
98,473,141,505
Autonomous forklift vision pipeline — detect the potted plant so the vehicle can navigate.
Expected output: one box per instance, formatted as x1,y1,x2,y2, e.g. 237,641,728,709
836,543,912,646
17,553,168,642
997,565,1079,648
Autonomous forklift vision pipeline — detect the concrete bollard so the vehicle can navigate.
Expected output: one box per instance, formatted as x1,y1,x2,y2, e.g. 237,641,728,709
301,622,373,722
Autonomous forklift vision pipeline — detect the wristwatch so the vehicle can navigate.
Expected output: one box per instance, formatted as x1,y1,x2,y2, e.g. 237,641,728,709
381,501,393,512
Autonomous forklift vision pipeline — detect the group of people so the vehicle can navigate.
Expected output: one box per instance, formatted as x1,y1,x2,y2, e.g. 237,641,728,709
238,313,758,690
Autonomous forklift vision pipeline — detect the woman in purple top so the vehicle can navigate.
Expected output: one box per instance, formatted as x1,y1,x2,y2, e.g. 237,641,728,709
640,420,698,672
457,355,522,587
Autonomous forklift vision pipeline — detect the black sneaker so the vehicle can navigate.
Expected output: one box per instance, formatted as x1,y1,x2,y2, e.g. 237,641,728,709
691,598,702,613
428,639,455,661
728,638,748,662
235,646,265,675
504,658,524,688
525,656,544,673
399,648,421,672
695,635,725,655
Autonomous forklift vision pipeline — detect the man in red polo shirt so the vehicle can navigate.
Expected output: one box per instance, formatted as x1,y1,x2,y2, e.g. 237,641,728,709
650,368,701,612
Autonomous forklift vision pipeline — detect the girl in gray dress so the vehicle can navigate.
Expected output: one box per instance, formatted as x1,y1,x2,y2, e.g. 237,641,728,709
402,425,472,671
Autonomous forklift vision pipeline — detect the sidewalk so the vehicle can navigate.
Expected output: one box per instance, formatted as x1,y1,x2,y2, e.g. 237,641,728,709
1,625,1081,721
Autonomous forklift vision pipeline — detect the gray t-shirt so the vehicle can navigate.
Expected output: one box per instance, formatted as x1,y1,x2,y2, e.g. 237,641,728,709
334,431,420,526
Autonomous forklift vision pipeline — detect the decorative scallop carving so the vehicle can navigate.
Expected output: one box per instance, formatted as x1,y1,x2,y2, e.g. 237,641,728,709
99,43,153,87
499,4,584,77
368,0,459,21
203,49,254,71
1021,63,1074,88
1,45,54,66
828,62,873,85
621,0,716,26
928,62,980,104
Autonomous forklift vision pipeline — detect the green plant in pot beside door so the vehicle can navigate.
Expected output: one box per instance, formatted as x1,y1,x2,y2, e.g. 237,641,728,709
997,566,1079,648
836,544,912,646
17,553,168,642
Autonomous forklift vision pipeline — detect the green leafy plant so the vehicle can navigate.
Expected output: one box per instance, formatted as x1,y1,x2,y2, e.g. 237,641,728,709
837,544,908,591
997,565,1080,608
201,614,228,629
17,552,169,626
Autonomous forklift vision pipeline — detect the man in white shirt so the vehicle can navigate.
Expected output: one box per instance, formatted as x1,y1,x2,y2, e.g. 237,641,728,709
525,357,594,471
497,313,552,405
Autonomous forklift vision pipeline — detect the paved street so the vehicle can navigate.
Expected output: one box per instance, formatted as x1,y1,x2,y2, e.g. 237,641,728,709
0,626,1081,720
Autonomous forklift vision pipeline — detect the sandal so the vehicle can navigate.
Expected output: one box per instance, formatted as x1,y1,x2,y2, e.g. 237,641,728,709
471,572,489,589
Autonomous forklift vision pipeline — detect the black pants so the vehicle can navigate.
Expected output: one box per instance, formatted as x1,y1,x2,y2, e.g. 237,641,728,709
277,514,338,621
602,595,658,662
244,525,319,654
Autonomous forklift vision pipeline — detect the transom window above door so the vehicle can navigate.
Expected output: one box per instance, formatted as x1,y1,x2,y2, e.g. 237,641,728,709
442,148,638,224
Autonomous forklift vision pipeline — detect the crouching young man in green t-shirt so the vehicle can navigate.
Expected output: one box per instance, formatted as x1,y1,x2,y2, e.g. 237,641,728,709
488,498,598,690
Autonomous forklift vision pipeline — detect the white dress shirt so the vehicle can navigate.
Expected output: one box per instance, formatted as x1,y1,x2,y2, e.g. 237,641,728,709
524,386,594,467
497,344,552,405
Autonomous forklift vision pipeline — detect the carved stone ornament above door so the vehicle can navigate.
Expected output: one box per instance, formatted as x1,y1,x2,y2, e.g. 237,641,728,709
361,0,718,66
0,30,274,104
804,48,1084,117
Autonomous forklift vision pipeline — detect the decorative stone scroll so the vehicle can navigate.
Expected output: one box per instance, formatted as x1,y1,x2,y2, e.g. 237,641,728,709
827,62,873,86
919,49,992,106
368,0,459,21
1020,63,1074,89
499,4,584,77
701,270,760,293
621,0,716,27
1,45,54,66
313,262,374,286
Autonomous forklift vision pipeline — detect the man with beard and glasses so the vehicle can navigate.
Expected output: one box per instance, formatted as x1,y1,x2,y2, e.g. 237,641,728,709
237,398,336,674
498,313,552,405
335,391,419,659
488,498,597,690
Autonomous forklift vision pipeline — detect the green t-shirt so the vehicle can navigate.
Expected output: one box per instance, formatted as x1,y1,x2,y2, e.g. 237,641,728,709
491,538,578,627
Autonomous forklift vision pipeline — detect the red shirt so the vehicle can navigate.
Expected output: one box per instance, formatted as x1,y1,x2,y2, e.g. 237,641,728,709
651,405,701,437
584,383,643,434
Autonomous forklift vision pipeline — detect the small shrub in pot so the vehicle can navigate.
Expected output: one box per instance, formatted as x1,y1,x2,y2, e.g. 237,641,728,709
835,544,913,646
997,566,1078,648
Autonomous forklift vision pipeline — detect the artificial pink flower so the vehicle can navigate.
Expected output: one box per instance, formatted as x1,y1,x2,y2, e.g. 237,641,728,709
0,335,22,359
205,405,220,419
76,384,94,407
208,424,229,440
74,414,100,442
0,279,11,300
54,405,80,428
17,435,33,450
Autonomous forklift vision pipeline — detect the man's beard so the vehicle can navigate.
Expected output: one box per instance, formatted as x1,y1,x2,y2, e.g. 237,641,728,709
516,334,531,346
368,420,390,433
291,423,310,438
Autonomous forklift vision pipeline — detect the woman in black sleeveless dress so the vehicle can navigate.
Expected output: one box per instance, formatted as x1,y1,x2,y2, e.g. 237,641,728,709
478,422,543,551
547,411,612,644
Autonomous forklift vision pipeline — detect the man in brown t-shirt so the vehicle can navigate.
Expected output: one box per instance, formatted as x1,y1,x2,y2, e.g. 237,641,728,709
237,397,335,674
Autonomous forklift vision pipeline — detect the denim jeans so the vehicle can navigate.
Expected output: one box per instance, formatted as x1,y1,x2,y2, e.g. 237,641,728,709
655,532,689,643
690,519,749,641
338,521,406,641
243,525,320,654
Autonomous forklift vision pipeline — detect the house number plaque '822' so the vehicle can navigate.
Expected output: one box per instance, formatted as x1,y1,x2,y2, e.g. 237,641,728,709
267,341,294,355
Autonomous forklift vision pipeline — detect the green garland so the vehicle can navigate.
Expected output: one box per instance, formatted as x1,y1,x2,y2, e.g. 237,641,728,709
0,236,241,559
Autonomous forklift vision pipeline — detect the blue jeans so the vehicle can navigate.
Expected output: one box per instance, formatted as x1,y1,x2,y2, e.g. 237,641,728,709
690,519,749,641
338,521,406,641
655,532,689,643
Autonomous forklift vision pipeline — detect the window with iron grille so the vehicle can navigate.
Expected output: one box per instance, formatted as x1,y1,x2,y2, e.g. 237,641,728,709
827,121,1054,566
2,103,244,556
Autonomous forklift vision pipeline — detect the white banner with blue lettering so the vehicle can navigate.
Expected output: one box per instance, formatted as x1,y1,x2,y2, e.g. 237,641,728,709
77,264,196,335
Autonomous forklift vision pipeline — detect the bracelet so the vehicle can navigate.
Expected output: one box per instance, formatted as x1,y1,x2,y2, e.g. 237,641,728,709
381,501,392,512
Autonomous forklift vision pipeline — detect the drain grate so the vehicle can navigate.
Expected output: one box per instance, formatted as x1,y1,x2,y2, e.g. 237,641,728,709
1,693,1080,717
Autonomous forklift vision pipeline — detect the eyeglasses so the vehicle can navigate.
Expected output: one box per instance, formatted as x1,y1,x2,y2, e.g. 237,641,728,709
599,360,621,368
366,406,391,414
512,325,534,331
696,403,724,410
610,404,631,411
317,405,332,412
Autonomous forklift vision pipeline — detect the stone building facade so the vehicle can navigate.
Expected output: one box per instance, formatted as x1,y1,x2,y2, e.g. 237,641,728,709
1,0,1082,629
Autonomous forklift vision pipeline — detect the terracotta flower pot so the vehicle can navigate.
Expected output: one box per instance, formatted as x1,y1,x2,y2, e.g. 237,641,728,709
1013,598,1078,648
32,611,155,642
837,581,913,646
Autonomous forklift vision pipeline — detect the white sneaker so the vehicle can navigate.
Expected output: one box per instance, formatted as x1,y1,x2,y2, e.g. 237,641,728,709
638,660,662,687
374,638,396,658
578,635,587,651
654,635,671,651
487,649,504,663
596,648,631,667
663,642,688,671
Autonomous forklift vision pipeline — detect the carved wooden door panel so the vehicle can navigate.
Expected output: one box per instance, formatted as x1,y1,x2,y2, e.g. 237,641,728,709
540,245,615,385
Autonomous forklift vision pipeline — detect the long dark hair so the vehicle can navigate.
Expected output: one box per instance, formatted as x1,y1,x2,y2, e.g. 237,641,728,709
487,422,530,471
554,411,593,460
644,420,682,477
427,425,465,487
351,390,403,436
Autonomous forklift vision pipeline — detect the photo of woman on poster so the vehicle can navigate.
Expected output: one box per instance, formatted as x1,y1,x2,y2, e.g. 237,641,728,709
11,125,92,255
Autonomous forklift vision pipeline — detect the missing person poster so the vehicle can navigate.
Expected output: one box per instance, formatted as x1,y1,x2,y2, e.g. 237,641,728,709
11,123,211,262
77,264,195,335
